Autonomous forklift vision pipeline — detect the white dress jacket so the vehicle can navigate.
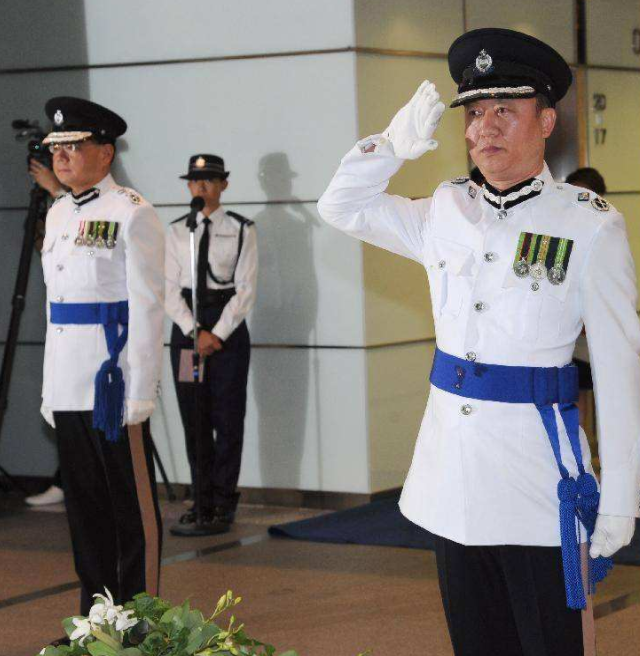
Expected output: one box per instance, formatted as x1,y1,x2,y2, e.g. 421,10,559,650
318,137,640,546
41,174,165,411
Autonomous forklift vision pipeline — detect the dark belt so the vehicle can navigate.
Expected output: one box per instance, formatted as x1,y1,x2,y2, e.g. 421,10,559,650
181,287,235,309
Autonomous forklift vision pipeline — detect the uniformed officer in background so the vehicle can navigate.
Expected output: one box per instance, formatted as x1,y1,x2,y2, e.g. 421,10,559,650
166,155,257,536
40,97,165,619
319,28,640,656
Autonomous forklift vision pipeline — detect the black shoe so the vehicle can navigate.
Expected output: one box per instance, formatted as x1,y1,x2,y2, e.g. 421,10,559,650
212,506,236,525
50,636,71,647
169,509,231,537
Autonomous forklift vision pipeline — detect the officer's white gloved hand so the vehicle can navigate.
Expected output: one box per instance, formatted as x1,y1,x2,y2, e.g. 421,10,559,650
589,514,636,558
384,80,446,160
125,399,156,426
40,404,55,428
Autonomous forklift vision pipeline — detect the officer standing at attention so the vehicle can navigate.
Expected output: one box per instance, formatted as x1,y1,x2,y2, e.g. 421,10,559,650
40,97,165,619
318,29,640,656
166,155,257,536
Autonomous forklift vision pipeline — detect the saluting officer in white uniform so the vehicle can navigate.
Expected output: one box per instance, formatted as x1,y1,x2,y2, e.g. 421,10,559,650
319,29,640,656
166,155,257,536
40,97,165,619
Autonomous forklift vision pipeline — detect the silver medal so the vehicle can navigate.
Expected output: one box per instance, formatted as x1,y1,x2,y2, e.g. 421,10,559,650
529,262,547,280
548,265,566,285
514,259,530,278
106,239,116,249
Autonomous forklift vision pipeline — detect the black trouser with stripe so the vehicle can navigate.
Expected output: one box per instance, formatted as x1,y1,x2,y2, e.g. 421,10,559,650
434,535,593,656
55,412,162,615
170,290,250,513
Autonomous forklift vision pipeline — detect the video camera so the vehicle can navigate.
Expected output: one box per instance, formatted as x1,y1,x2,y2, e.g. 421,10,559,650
12,119,52,168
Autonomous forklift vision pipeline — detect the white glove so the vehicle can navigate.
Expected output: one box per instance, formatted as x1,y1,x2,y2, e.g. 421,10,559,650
125,399,155,426
589,514,636,558
384,80,446,160
40,404,55,428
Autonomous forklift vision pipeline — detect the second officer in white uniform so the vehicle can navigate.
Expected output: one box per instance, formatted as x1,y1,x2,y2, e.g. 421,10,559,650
166,155,257,536
40,97,165,619
319,28,640,656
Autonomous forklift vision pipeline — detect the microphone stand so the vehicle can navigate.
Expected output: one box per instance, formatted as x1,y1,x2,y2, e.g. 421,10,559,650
187,198,204,531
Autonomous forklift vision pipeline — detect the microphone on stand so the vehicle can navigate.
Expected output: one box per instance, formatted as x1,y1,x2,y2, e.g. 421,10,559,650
186,196,205,231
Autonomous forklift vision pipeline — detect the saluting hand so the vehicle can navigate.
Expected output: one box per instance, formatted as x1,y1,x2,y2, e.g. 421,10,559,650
384,80,446,160
198,330,224,357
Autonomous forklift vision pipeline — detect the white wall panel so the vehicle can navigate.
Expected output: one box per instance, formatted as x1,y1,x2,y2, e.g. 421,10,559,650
466,0,575,64
156,202,365,348
355,0,464,54
153,345,370,494
0,53,359,207
586,0,640,69
0,0,354,70
367,341,434,492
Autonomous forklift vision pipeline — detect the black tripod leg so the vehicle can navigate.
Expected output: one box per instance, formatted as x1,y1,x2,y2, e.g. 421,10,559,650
149,436,177,502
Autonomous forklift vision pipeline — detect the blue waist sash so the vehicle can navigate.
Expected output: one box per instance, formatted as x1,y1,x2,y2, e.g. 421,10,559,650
50,301,129,442
430,347,612,610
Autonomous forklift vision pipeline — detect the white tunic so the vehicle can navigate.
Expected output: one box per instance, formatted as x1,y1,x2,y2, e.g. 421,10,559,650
318,137,640,546
41,174,165,411
164,206,258,340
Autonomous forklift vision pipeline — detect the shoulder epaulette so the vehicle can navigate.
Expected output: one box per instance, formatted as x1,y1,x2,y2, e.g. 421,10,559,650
115,186,143,206
227,210,254,227
171,212,190,225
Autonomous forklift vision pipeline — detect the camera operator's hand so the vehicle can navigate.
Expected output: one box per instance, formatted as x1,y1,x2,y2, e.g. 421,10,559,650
384,80,446,160
29,160,65,198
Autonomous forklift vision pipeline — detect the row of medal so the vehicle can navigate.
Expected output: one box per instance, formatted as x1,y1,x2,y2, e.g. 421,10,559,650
513,258,566,285
74,221,120,249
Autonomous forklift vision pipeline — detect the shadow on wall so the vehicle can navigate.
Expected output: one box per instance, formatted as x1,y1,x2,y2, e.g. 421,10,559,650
251,153,321,489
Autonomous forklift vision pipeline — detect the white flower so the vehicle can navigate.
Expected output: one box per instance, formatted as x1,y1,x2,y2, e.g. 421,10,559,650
115,609,138,632
70,617,93,645
91,587,123,624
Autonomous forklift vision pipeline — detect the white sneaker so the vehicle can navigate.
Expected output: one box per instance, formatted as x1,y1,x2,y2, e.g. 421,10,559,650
25,485,64,506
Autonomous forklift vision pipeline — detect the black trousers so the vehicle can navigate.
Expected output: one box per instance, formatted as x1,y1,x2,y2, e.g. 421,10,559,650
55,412,162,615
434,535,592,656
170,298,250,513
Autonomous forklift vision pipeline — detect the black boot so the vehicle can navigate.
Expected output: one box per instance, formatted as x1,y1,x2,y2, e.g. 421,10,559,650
169,508,230,537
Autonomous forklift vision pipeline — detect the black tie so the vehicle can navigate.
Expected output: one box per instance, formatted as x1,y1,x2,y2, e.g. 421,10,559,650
197,217,211,298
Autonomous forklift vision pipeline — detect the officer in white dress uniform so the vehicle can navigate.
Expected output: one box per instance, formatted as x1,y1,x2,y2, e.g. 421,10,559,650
39,97,165,618
318,29,640,656
165,155,257,536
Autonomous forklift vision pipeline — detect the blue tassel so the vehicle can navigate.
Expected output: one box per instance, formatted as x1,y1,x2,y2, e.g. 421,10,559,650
576,472,614,592
93,359,125,443
557,477,586,610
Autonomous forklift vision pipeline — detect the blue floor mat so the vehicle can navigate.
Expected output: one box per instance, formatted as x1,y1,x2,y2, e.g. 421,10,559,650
268,495,640,565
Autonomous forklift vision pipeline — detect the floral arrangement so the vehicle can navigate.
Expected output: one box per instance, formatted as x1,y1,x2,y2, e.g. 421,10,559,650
38,589,299,656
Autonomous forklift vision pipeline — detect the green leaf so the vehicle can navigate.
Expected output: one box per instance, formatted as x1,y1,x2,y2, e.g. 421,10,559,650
87,642,119,656
120,649,143,656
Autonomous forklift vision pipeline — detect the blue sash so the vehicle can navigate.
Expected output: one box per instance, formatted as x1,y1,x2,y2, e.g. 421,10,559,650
430,347,612,610
50,301,129,443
